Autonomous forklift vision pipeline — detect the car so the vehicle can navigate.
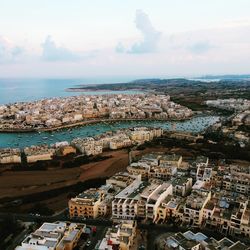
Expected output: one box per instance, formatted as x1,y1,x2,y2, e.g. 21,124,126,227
86,240,91,247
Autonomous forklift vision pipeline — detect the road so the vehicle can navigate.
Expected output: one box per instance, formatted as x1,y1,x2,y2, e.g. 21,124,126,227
6,227,31,250
0,211,112,226
85,225,107,250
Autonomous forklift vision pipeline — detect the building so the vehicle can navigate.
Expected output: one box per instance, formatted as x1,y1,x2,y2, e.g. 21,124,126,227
111,175,173,221
24,145,55,163
71,137,103,156
59,146,76,156
112,175,144,220
140,181,173,221
155,195,186,224
69,185,113,219
183,190,211,226
223,172,250,195
203,196,250,237
15,221,85,250
0,148,21,164
172,177,192,197
162,230,249,250
95,220,137,250
127,154,181,180
106,172,137,190
159,154,183,168
127,161,151,180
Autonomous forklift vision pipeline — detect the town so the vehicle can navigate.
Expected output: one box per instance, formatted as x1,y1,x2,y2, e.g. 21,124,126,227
206,98,250,148
0,127,163,164
14,152,250,249
0,94,193,131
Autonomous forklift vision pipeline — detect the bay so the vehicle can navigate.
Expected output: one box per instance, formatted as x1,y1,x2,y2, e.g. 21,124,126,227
0,116,220,148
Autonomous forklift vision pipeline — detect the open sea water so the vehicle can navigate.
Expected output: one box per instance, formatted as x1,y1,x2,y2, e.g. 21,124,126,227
0,77,139,104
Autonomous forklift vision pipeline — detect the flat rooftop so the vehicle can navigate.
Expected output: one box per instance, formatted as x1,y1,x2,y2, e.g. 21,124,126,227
172,177,191,186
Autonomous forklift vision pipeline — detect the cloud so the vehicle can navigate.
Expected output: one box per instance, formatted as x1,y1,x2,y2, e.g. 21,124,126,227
187,41,214,54
41,36,80,61
117,10,161,54
0,36,24,63
11,46,24,57
115,42,126,53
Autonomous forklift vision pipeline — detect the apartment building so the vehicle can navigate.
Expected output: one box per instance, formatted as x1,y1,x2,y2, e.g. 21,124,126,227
0,148,21,164
155,195,186,224
223,173,250,195
183,190,211,226
71,137,103,156
24,145,55,163
106,172,137,190
148,162,177,180
140,181,173,221
127,162,151,180
109,135,132,150
159,154,183,168
69,185,112,219
172,177,193,197
163,230,249,250
112,176,144,220
205,98,250,111
128,127,163,144
111,175,173,221
203,195,250,237
140,153,161,166
96,220,137,250
127,154,181,180
59,145,76,156
15,221,85,250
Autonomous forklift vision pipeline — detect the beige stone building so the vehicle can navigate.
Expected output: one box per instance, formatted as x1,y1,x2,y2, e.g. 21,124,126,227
69,187,108,219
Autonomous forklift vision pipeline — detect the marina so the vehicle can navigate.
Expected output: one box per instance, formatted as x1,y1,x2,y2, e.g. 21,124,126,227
0,115,220,148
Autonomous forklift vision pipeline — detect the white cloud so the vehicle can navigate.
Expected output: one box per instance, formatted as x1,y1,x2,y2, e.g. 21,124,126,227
0,36,24,63
41,36,80,61
117,10,161,54
187,41,215,54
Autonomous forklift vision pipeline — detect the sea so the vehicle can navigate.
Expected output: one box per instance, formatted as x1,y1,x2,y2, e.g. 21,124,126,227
0,78,139,104
0,78,220,148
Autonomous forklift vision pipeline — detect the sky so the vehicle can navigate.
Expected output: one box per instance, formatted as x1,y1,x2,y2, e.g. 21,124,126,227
0,0,250,78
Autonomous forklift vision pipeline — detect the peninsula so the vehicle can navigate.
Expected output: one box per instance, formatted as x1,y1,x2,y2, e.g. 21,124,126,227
0,94,193,132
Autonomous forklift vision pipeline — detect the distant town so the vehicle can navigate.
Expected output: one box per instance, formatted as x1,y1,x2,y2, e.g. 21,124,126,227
0,94,193,132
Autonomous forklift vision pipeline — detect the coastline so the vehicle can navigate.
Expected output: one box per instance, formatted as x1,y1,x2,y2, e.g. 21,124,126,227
65,88,144,92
